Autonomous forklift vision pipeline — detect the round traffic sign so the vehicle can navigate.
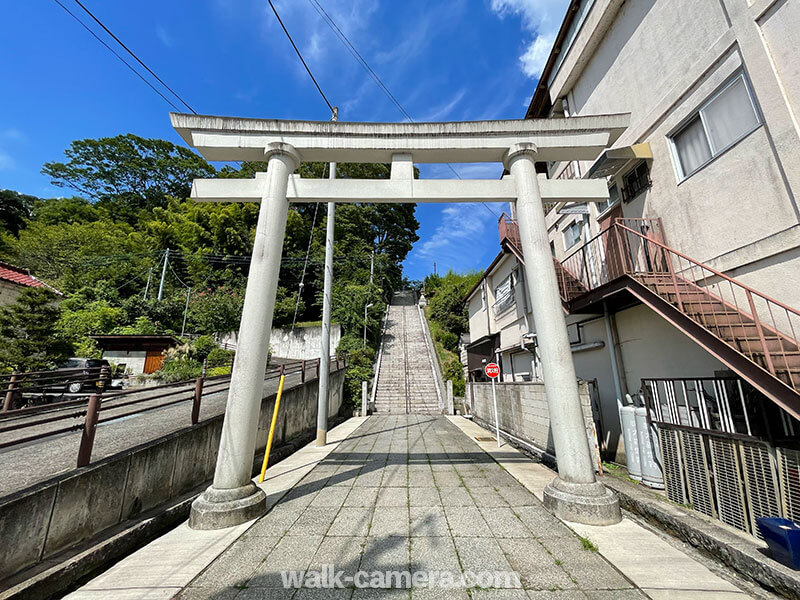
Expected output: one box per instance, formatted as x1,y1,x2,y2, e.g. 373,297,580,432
484,362,500,379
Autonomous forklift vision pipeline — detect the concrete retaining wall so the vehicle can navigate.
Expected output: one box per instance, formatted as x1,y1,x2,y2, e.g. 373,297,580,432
466,380,597,464
220,325,342,360
0,368,345,584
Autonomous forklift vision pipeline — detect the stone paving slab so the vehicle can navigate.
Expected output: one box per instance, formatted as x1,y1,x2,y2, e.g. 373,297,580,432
176,415,643,599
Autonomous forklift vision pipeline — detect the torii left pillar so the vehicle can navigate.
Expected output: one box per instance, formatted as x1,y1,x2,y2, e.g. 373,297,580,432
189,142,299,529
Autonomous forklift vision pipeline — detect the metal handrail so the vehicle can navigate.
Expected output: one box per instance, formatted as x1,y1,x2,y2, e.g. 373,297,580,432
615,223,800,321
0,356,346,465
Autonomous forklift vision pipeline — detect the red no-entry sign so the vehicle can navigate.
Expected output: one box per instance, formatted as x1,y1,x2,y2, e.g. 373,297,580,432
484,362,500,379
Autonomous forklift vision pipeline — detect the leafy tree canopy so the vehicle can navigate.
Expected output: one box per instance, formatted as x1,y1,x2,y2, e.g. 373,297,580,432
41,134,216,220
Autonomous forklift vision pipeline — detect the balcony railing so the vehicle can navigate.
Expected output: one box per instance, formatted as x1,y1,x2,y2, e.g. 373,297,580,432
498,214,800,398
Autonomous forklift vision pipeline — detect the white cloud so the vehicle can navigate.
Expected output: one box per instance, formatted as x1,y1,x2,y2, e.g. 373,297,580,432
156,25,174,48
489,0,569,77
419,89,466,122
0,149,15,171
415,204,488,262
1,128,26,142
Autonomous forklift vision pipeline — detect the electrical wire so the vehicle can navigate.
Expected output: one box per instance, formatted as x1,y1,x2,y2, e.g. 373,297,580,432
266,0,334,114
305,0,500,219
72,0,197,114
51,0,182,112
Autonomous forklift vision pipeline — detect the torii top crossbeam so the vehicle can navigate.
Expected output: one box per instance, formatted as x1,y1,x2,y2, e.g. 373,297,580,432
170,112,627,163
171,113,630,205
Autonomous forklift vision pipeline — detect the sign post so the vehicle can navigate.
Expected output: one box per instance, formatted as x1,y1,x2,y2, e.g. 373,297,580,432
485,362,501,448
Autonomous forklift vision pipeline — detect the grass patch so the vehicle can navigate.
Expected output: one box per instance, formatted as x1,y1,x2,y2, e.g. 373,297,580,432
578,536,598,552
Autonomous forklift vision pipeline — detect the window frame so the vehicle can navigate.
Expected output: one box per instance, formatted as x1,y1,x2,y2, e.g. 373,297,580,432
492,274,516,316
562,220,582,252
669,72,762,182
596,183,620,219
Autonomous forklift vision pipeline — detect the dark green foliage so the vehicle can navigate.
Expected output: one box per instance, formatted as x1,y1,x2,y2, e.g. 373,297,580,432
0,189,35,236
191,335,217,361
336,334,374,409
427,270,481,337
0,288,74,372
3,136,419,389
442,357,466,397
423,270,482,399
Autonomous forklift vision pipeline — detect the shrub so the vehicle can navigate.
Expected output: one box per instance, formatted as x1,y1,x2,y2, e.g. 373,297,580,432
207,346,234,368
191,335,217,361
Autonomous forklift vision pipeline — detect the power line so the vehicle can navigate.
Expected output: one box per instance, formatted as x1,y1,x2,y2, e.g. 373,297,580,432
71,0,197,114
51,0,182,112
267,0,334,114
306,0,500,219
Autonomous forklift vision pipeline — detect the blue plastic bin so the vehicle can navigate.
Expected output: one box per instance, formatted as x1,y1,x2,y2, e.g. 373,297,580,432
757,517,800,570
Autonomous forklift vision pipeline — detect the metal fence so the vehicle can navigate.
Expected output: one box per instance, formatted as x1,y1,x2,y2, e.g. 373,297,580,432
0,357,342,468
642,376,799,538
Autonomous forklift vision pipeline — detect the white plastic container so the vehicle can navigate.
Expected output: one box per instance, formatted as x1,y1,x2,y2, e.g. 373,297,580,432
619,394,642,481
635,404,664,489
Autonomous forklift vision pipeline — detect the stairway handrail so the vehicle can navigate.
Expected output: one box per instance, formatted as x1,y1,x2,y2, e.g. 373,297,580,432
370,303,390,409
615,223,800,321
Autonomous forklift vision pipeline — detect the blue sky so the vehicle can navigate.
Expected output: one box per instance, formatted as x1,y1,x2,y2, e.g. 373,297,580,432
0,0,568,281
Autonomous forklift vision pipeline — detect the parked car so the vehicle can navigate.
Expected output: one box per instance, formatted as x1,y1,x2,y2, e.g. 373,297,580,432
56,358,115,393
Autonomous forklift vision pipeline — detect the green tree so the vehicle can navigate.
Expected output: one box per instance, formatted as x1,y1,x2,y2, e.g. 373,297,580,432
0,189,35,236
32,197,101,225
42,134,215,220
428,270,482,337
0,288,74,372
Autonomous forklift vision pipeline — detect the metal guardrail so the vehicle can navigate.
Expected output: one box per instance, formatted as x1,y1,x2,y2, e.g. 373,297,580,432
0,356,344,467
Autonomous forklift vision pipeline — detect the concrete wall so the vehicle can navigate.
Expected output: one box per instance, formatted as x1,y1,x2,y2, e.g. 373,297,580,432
0,368,345,583
0,280,25,307
222,324,342,360
466,380,597,466
101,350,147,374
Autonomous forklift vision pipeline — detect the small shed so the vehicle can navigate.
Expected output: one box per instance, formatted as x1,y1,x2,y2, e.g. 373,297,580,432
90,335,181,374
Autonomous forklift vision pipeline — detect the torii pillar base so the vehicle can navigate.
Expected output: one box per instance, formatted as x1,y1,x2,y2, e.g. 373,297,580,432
189,482,266,530
543,479,621,526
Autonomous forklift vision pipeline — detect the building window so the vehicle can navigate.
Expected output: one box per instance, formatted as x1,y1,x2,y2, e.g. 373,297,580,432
622,162,650,202
549,240,556,257
670,73,761,181
597,183,620,216
493,275,515,315
480,284,487,311
562,220,582,251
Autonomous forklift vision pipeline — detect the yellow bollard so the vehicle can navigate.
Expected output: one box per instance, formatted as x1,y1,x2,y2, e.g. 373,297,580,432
258,374,285,483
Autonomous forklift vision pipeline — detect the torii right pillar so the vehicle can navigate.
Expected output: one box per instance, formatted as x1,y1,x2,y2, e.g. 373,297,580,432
506,142,621,525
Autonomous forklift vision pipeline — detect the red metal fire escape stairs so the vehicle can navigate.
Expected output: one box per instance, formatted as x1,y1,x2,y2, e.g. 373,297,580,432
498,215,800,421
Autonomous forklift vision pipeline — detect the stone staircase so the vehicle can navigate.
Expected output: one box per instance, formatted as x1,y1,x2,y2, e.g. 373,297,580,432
374,292,441,414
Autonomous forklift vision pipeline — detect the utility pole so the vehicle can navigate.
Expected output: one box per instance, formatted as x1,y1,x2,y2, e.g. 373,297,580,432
369,250,374,286
433,261,437,275
157,249,169,301
316,107,338,447
181,287,192,336
143,267,153,300
363,302,374,347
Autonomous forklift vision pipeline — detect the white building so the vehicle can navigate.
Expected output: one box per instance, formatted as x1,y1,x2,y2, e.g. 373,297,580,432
467,0,800,466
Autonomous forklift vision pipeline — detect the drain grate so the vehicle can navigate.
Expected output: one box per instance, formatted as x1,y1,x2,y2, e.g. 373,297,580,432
475,436,496,442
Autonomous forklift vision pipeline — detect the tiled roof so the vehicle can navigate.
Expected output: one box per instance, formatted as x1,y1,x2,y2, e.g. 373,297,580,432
0,262,44,288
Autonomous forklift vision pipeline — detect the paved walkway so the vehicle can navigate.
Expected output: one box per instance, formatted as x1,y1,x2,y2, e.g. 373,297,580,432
176,415,646,599
67,415,758,600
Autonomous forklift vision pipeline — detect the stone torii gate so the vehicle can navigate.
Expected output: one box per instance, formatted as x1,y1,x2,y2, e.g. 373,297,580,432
171,113,629,530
